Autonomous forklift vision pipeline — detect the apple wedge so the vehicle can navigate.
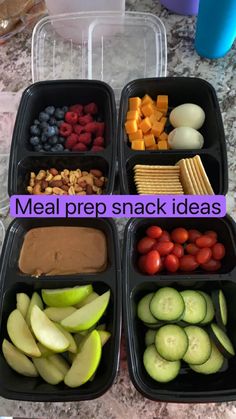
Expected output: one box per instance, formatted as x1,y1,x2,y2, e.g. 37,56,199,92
97,330,111,346
61,290,110,332
54,323,77,353
30,305,69,352
48,354,70,377
2,339,38,377
33,357,64,385
16,293,30,318
42,285,93,307
7,309,41,357
26,292,43,327
37,342,55,357
75,292,99,309
64,330,102,387
44,306,77,322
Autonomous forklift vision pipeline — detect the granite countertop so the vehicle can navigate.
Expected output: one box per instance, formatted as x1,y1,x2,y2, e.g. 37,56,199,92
0,0,236,417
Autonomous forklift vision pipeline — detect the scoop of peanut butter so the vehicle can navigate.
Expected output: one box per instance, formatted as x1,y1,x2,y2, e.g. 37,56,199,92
18,227,107,276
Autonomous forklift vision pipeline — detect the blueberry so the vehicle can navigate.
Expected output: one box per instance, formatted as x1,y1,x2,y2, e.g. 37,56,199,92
34,145,43,152
56,120,64,127
46,125,57,137
40,121,49,130
49,117,57,126
30,125,41,136
51,144,64,152
39,111,50,122
45,106,55,116
30,136,40,146
58,136,65,144
34,119,40,125
43,143,51,151
41,133,48,143
62,106,68,113
54,108,65,120
48,136,58,145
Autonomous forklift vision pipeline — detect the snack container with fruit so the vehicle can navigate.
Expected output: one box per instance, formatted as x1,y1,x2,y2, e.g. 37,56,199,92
0,217,121,401
123,216,236,402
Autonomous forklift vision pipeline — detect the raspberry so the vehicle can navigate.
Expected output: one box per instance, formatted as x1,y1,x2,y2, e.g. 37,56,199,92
72,143,88,151
84,102,98,115
65,133,79,150
65,111,78,124
85,122,98,134
59,122,73,137
78,114,93,126
78,132,92,145
91,145,105,152
93,137,104,147
73,124,85,135
69,104,83,116
96,122,105,137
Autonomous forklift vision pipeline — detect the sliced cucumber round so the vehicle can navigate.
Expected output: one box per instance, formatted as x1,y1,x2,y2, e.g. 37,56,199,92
189,341,224,374
137,293,157,324
199,291,215,325
143,321,164,329
145,329,156,347
155,324,188,361
209,323,235,358
183,326,211,365
212,290,227,328
180,290,206,324
143,344,180,383
150,287,185,322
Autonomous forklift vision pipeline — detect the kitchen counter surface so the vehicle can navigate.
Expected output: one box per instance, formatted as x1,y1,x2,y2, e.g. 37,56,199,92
0,0,236,417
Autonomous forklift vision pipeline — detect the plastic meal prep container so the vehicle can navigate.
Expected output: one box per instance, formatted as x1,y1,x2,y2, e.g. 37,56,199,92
0,217,121,401
118,77,228,195
123,216,236,402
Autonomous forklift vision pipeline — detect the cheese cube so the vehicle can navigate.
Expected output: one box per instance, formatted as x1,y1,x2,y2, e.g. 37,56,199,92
125,120,138,134
131,140,145,151
156,95,168,112
129,97,141,111
157,140,168,150
158,132,168,141
149,110,163,125
156,108,167,116
144,134,155,148
146,145,156,150
140,117,152,134
151,121,165,138
129,129,143,141
126,110,139,121
141,103,154,117
142,94,153,106
160,116,167,127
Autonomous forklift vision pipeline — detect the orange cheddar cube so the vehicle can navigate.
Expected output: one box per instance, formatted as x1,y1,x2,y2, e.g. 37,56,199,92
146,145,156,150
156,108,167,116
125,120,138,134
142,94,153,106
157,140,168,150
160,116,167,126
131,140,145,151
129,129,143,141
141,103,154,117
156,95,168,111
159,131,168,141
151,121,165,138
144,134,155,148
129,97,141,111
126,110,139,121
140,117,152,134
149,110,163,125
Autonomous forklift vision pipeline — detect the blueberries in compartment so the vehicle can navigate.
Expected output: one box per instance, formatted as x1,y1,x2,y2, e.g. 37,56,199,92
30,125,41,136
39,111,50,122
45,105,55,116
29,136,40,146
54,108,65,120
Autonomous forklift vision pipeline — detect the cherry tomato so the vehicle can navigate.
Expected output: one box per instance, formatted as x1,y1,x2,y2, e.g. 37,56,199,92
146,225,162,239
145,250,161,275
205,230,218,240
137,237,155,254
165,254,180,273
138,255,147,274
185,243,199,256
153,241,174,256
188,229,202,243
195,235,217,248
171,227,189,244
159,256,165,272
158,230,171,242
172,243,184,259
179,255,199,271
212,243,226,260
201,259,221,271
196,248,212,264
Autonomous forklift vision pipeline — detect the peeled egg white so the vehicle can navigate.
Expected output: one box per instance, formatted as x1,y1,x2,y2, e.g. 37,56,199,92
168,127,204,150
170,103,205,130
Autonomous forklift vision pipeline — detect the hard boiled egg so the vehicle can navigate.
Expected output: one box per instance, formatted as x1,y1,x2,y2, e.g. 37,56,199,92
170,103,205,130
168,127,204,150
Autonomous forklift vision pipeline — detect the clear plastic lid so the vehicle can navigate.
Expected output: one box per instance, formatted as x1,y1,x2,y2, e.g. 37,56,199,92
32,11,167,100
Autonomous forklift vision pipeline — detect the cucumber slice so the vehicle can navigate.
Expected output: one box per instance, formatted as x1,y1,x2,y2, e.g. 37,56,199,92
145,329,156,346
183,326,211,365
189,341,224,374
180,290,206,324
155,324,188,361
143,344,180,383
209,323,235,358
212,290,227,328
150,287,185,322
143,321,164,329
137,293,158,324
199,291,215,325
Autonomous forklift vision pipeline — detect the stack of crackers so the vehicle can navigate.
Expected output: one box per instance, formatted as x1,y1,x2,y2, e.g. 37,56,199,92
134,155,214,195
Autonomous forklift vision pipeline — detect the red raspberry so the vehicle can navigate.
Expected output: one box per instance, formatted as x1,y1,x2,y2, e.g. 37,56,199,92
93,137,104,147
85,122,98,134
65,111,78,124
69,104,83,116
84,102,98,115
59,122,73,137
96,122,105,137
78,114,93,126
78,132,92,145
91,145,105,152
65,133,79,150
73,124,85,135
72,143,88,151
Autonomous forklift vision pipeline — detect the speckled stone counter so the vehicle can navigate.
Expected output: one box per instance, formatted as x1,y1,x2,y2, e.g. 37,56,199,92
0,0,236,417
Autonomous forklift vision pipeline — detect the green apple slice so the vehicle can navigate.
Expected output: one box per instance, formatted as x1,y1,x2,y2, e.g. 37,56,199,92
54,323,77,353
61,290,110,332
33,357,64,385
75,292,99,309
2,339,38,377
7,309,41,357
30,305,69,352
42,285,93,307
26,292,43,327
48,354,70,377
97,330,111,346
44,307,77,322
64,330,102,387
16,293,30,318
37,342,55,357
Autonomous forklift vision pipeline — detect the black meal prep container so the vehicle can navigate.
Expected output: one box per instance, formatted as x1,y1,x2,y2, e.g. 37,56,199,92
118,77,228,195
123,216,236,402
0,217,121,401
8,79,117,196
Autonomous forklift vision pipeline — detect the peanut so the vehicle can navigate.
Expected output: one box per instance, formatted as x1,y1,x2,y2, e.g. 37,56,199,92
74,185,83,192
75,169,82,178
30,172,36,179
46,173,53,181
49,168,58,176
76,191,86,195
52,187,65,195
90,169,103,178
27,186,33,194
68,186,75,195
82,171,89,176
29,178,35,187
49,180,63,188
69,174,76,184
52,175,62,181
36,170,46,180
45,187,53,194
64,169,70,176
